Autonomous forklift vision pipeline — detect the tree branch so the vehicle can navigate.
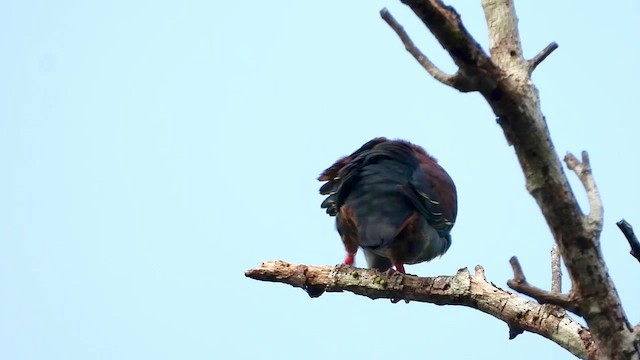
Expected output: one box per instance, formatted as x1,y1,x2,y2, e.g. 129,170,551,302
398,0,500,93
507,256,579,314
482,0,525,64
564,151,603,233
246,260,595,359
528,42,559,74
551,245,562,294
380,8,473,91
616,219,640,263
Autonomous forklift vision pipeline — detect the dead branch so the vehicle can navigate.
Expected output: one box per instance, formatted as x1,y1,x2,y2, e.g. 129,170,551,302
246,260,594,359
551,245,562,294
617,219,640,263
528,42,559,73
380,8,466,90
564,151,603,232
507,256,579,315
396,0,499,94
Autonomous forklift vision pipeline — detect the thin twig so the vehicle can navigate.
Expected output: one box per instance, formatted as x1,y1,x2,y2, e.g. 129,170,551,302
507,256,580,315
380,8,466,90
564,151,603,233
528,42,559,73
616,219,640,263
551,245,562,294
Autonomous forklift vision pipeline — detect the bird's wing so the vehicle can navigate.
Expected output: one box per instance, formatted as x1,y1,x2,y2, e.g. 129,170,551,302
335,142,418,249
404,161,457,237
319,137,388,216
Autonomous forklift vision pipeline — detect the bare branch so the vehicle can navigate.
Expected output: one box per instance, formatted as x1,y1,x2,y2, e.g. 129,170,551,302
616,219,640,263
482,0,525,65
507,257,579,315
528,42,559,73
399,0,499,93
246,260,594,359
551,245,562,294
564,151,603,233
380,8,469,90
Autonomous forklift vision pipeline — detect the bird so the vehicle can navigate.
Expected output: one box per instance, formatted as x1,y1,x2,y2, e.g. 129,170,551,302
318,137,457,274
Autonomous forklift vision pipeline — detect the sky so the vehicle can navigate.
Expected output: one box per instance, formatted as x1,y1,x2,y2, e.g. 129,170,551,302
1,0,639,359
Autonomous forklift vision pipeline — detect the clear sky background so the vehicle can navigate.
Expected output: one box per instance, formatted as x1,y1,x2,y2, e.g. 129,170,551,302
1,0,639,359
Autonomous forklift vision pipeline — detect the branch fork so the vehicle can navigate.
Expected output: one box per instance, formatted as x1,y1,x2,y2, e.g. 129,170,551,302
380,8,478,92
507,256,579,315
564,151,603,232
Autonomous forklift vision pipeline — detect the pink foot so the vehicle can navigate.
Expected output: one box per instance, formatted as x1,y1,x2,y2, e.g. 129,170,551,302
391,262,409,304
344,253,355,266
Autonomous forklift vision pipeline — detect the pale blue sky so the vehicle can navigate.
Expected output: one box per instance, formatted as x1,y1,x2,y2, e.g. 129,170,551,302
1,1,639,359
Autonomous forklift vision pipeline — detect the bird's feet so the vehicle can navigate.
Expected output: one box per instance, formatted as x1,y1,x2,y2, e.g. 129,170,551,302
389,263,409,304
343,252,356,266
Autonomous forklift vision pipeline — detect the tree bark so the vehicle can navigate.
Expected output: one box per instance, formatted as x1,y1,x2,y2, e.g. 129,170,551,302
246,260,596,359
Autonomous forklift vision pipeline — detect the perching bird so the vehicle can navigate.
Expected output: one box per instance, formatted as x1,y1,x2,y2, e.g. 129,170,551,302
318,137,457,274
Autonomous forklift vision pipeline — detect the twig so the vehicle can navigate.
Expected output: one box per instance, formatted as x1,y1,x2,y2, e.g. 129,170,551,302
379,8,467,90
551,245,562,294
528,42,559,73
616,219,640,263
398,0,498,93
507,257,579,315
246,260,593,359
564,151,603,233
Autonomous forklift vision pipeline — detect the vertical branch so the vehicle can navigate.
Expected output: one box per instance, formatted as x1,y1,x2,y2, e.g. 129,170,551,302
565,151,604,232
551,245,562,294
482,0,525,64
